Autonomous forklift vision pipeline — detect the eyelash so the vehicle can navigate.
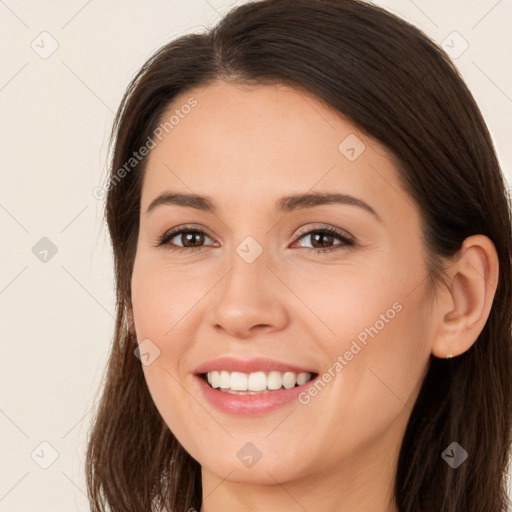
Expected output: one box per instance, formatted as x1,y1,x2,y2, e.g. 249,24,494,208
154,224,355,255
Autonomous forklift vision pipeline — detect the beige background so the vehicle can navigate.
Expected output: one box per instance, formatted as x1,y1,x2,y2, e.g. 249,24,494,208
0,0,511,510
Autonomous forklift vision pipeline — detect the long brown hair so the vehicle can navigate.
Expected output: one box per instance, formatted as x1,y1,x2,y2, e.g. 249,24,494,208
86,0,512,510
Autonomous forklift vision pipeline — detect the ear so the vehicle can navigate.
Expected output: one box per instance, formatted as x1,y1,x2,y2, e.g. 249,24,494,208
431,235,499,359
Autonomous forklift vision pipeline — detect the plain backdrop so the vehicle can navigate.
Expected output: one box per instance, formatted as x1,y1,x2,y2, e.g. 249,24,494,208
0,1,511,510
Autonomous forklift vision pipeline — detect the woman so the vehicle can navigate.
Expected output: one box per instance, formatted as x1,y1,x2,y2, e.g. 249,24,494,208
86,0,512,510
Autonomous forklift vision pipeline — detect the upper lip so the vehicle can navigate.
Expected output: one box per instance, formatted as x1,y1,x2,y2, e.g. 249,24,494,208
194,356,318,375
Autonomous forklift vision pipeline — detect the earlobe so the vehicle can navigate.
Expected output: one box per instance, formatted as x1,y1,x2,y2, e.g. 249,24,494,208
431,235,499,359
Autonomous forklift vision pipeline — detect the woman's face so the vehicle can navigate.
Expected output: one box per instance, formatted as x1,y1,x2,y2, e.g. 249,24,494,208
131,81,436,488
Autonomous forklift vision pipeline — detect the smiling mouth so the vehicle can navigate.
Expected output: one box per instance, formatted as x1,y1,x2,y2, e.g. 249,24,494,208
199,370,319,394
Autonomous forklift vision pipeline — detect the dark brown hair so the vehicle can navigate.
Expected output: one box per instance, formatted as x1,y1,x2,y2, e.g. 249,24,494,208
86,0,512,510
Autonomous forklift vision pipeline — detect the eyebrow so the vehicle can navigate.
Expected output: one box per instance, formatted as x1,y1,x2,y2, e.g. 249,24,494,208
145,191,382,222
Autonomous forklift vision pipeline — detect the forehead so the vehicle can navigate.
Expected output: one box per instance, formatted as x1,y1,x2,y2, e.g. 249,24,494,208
140,81,410,222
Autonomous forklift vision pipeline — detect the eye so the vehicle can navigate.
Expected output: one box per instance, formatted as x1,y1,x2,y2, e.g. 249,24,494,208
154,225,218,253
292,225,355,254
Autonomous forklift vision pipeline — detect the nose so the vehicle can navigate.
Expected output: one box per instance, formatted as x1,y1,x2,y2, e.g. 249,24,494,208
208,246,288,339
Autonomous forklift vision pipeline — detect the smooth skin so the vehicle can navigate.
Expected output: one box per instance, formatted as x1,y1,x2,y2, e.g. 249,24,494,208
129,81,499,512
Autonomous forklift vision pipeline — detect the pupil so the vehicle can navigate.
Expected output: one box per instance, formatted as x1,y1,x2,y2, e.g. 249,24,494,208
185,231,204,247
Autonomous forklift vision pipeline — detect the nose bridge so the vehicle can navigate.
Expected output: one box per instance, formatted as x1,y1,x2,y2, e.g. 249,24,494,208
222,236,270,309
210,234,287,336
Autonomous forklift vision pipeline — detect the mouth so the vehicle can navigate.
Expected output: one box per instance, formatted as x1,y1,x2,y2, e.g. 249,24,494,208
198,370,319,395
192,356,321,415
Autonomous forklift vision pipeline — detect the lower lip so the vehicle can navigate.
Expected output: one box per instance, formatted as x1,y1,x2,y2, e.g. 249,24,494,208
194,374,318,416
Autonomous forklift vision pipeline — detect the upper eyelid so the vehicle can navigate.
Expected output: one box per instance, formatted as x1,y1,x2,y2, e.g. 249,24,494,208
294,223,353,239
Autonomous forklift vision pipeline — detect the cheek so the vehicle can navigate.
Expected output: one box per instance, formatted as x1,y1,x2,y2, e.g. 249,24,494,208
279,258,412,344
139,359,208,465
295,259,433,427
131,256,202,342
337,284,432,424
131,263,197,447
130,258,206,416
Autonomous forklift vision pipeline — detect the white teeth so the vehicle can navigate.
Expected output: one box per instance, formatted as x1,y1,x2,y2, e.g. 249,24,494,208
230,372,247,390
248,371,267,391
296,372,310,386
205,370,313,392
282,372,296,389
267,371,283,390
219,370,230,388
